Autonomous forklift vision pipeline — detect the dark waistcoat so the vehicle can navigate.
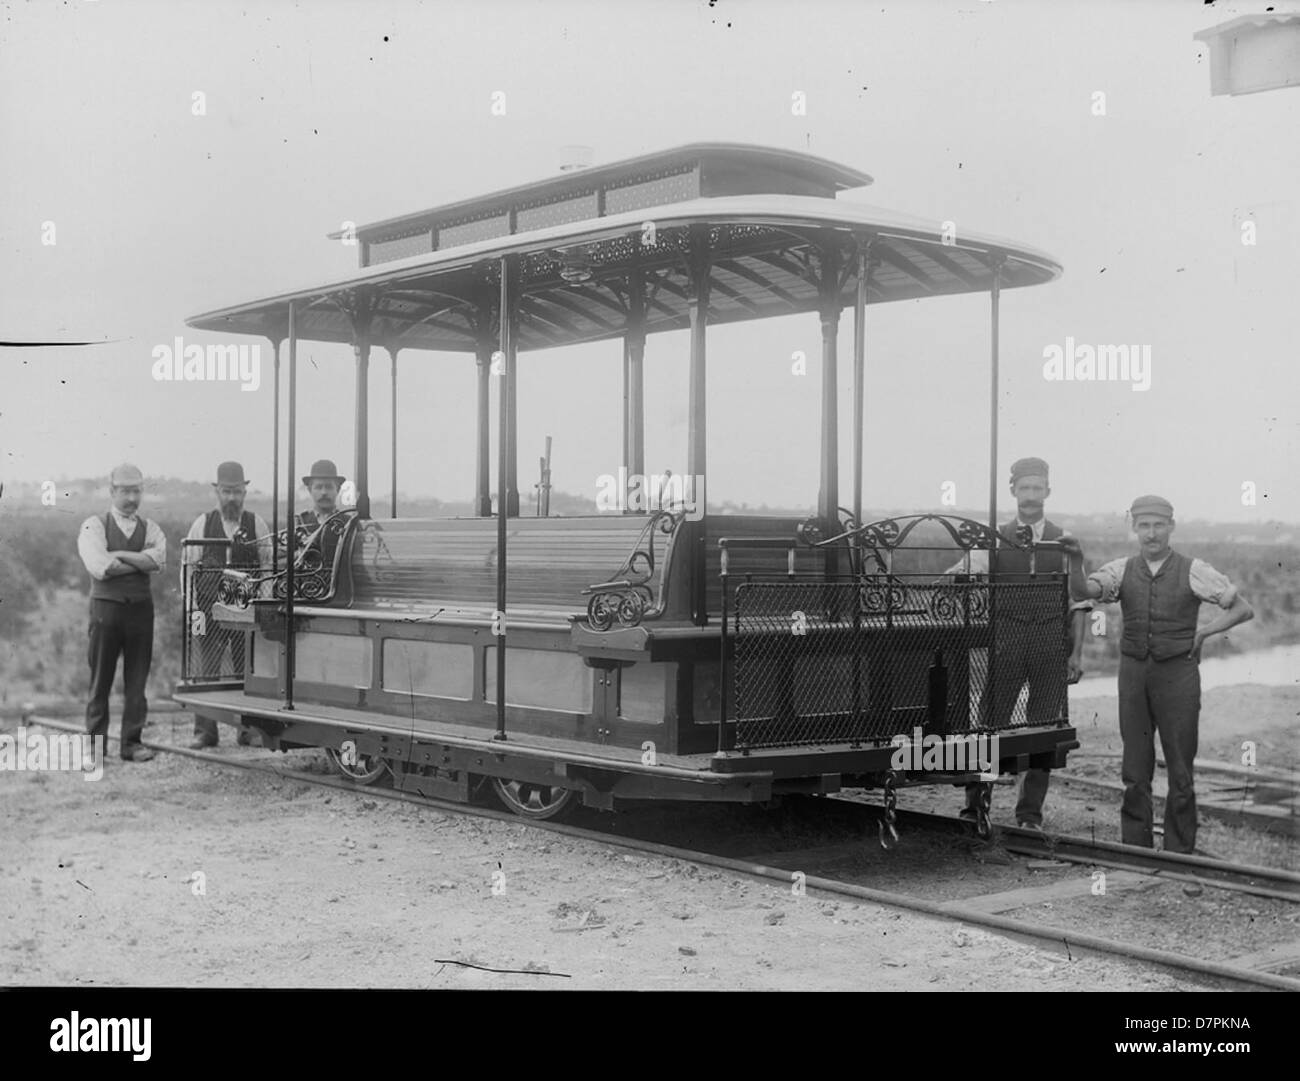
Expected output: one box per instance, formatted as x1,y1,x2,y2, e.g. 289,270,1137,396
991,519,1067,627
90,513,153,603
1118,550,1199,660
201,509,260,569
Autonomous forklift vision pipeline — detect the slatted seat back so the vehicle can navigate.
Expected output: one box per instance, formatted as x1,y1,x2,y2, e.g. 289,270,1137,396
702,515,831,615
349,516,667,613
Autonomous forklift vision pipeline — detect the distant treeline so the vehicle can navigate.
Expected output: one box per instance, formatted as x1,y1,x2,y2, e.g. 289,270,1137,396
2,507,1295,683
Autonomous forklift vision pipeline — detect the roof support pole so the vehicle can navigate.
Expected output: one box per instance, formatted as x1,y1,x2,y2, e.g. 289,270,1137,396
474,336,493,517
625,268,647,510
494,256,515,741
987,258,1004,535
817,239,843,585
686,229,711,484
351,321,372,520
686,226,712,625
505,308,520,518
388,346,399,518
283,300,298,712
851,240,874,535
269,335,282,571
817,242,842,529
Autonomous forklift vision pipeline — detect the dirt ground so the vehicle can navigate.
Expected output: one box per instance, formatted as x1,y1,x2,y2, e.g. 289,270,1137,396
5,691,1293,990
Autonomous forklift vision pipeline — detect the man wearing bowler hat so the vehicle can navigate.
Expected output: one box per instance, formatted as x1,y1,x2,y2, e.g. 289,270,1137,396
182,461,272,748
300,459,347,526
298,458,351,569
949,457,1091,829
1071,496,1253,853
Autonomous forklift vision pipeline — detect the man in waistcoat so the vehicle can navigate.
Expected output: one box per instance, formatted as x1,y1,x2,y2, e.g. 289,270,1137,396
1074,496,1253,854
298,459,349,571
77,464,167,763
952,457,1090,829
182,461,271,748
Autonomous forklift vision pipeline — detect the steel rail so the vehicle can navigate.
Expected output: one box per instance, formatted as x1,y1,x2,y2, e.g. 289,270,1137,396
870,806,1300,900
27,715,1300,992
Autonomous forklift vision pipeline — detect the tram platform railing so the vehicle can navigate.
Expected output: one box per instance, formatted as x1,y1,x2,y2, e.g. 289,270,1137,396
180,544,251,686
717,514,1073,753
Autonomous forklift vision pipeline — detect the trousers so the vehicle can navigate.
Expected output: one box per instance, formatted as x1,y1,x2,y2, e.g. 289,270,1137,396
1119,652,1201,853
965,623,1065,823
86,598,154,757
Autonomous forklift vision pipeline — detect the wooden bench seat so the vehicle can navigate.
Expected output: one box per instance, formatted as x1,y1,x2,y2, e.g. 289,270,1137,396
348,515,672,613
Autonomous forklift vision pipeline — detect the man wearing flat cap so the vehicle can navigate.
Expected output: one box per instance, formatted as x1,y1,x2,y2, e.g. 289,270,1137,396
1070,496,1253,854
949,457,1090,829
77,463,167,763
182,462,272,748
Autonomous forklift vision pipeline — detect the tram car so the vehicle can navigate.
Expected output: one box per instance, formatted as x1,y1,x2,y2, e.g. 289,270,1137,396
177,143,1077,840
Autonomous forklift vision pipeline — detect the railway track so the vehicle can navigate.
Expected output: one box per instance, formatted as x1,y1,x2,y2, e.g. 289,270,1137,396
1058,750,1300,839
28,713,1300,992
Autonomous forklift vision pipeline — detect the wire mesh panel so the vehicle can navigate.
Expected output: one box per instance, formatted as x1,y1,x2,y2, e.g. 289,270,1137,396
730,576,1068,750
182,561,251,684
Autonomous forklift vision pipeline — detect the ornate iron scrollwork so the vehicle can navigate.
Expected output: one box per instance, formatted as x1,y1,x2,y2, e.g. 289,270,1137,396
859,579,907,614
927,583,990,622
218,510,358,608
358,519,399,584
582,509,683,631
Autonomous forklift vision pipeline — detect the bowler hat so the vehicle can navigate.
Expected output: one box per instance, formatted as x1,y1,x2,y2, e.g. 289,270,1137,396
1010,457,1049,484
1130,494,1173,520
213,461,249,487
302,459,345,487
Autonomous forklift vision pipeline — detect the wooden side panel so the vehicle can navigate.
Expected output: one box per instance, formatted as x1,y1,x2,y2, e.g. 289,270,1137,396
483,645,594,713
295,632,373,689
382,639,475,700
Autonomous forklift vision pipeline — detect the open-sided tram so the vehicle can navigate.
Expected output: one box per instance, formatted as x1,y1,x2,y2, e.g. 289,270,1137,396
176,143,1077,841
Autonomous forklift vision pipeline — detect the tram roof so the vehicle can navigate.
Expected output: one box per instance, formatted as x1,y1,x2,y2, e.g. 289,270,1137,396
188,195,1063,353
328,142,874,252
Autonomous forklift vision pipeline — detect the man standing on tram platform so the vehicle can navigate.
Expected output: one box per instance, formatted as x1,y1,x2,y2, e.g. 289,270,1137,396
77,464,167,763
1069,496,1253,854
182,461,271,748
951,457,1091,830
296,458,350,571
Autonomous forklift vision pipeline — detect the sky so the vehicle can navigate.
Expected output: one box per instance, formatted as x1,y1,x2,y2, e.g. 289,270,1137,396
2,0,1298,525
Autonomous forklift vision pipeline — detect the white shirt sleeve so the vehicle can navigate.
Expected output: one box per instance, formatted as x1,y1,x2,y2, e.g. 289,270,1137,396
141,518,167,573
78,516,112,580
1087,557,1128,603
1190,558,1237,608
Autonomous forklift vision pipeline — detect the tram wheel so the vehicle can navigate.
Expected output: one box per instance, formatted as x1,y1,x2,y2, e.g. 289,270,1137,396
490,778,578,821
325,746,391,785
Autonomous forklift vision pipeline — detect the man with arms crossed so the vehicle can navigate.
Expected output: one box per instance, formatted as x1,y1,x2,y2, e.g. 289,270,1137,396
1068,495,1253,854
77,464,166,763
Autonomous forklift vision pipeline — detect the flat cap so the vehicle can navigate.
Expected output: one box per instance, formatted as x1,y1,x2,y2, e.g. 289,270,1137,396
1010,457,1049,484
1130,494,1174,519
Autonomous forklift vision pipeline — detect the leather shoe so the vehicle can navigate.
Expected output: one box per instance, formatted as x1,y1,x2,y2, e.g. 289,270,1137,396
121,746,157,762
189,737,218,750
